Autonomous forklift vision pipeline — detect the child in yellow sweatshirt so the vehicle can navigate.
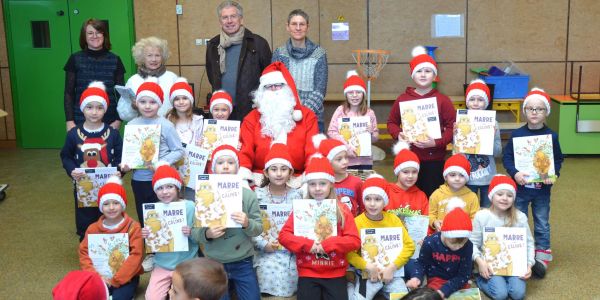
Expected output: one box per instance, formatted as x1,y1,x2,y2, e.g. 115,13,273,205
347,176,415,299
429,154,480,233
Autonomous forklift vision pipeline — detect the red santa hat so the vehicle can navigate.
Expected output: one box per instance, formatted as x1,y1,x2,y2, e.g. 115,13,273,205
362,175,389,206
152,162,182,192
523,87,551,115
344,70,366,95
97,176,127,213
259,61,303,122
79,81,109,112
443,154,470,178
312,134,347,162
80,137,109,166
465,79,490,108
169,77,194,104
52,270,109,300
210,144,239,173
209,90,233,114
303,154,335,183
264,143,293,171
136,76,164,104
392,140,420,176
441,198,472,238
488,174,517,200
409,46,438,78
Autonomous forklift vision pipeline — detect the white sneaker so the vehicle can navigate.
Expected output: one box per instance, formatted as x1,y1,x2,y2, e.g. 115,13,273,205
142,254,155,272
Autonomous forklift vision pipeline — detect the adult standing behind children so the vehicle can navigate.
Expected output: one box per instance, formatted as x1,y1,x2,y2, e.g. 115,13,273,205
272,9,328,132
64,19,125,131
117,36,178,122
206,1,272,121
387,46,456,197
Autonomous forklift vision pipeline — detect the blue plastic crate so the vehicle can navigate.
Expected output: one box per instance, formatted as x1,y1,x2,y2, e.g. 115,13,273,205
479,74,529,99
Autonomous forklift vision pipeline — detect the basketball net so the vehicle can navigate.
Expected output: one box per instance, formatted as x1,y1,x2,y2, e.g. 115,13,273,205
352,49,390,107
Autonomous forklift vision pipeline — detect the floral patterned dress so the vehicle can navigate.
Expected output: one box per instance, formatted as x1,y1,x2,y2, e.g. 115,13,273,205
253,186,302,297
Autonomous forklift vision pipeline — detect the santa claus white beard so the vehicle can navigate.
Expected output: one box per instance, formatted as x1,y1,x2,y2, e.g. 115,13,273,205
254,87,297,140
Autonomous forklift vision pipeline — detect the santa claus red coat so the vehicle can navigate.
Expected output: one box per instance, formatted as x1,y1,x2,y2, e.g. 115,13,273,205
239,106,318,178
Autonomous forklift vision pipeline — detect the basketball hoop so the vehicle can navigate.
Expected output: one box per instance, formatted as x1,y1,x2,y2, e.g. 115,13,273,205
352,49,391,107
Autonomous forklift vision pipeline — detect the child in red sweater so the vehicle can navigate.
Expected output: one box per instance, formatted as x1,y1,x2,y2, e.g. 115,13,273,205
313,134,363,216
279,154,360,300
79,177,143,300
386,46,456,197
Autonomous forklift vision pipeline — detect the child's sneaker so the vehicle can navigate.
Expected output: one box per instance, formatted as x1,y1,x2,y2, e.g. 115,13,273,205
532,249,552,278
142,254,155,272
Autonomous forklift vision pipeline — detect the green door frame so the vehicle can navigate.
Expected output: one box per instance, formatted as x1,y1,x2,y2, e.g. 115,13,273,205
3,0,136,148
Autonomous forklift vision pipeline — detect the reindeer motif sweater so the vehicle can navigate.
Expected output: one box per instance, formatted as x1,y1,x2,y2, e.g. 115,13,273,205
61,123,123,178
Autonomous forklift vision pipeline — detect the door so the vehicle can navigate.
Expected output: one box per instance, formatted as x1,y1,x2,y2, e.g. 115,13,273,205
5,0,135,148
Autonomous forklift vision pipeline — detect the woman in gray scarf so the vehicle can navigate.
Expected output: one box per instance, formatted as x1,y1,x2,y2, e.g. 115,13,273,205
272,9,329,132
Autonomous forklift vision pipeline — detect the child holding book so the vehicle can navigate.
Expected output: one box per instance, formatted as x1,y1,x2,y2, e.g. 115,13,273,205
314,134,363,216
386,46,456,197
61,81,123,241
406,205,474,299
167,77,205,200
279,154,361,300
143,163,199,300
169,257,228,300
191,145,263,300
469,175,534,300
327,71,379,169
253,143,302,297
461,79,502,208
79,177,143,300
209,90,233,120
429,154,480,233
502,88,563,278
347,176,415,299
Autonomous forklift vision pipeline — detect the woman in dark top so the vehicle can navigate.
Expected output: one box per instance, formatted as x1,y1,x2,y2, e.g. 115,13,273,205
64,19,125,131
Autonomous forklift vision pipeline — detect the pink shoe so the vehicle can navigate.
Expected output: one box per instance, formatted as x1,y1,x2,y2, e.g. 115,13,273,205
532,249,552,278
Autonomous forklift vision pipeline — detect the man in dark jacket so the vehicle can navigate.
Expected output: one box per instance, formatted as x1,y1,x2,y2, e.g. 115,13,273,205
206,1,272,121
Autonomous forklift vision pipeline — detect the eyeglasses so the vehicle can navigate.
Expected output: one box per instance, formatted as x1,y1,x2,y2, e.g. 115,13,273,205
220,14,240,21
264,83,285,90
525,107,547,114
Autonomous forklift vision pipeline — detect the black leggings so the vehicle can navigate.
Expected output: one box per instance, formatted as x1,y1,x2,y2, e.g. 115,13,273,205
297,276,347,300
131,179,159,225
416,160,445,198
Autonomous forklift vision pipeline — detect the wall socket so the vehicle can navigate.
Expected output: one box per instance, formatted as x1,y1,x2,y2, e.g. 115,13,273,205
176,4,183,15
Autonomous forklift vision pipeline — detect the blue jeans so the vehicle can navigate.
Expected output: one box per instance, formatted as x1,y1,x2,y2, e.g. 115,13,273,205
468,184,490,208
221,257,260,300
515,191,551,250
477,275,525,300
110,275,139,300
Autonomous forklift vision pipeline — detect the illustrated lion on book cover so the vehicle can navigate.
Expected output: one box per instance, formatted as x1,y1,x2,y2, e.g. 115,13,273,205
194,181,227,227
454,115,481,154
144,210,175,253
483,232,513,275
361,234,391,269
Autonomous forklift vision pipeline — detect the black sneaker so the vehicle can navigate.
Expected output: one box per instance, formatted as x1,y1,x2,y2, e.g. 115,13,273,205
532,260,546,278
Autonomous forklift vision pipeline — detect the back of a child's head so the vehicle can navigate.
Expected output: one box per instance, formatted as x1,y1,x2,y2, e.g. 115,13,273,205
53,270,109,300
175,258,228,300
400,287,443,300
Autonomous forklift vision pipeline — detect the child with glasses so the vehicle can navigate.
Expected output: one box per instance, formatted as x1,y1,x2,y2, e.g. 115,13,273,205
502,88,564,279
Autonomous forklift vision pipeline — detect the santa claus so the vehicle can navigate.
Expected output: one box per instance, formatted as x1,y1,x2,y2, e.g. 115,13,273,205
239,62,318,186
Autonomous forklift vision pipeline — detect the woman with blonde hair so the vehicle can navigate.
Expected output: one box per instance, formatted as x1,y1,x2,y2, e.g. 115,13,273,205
117,36,178,121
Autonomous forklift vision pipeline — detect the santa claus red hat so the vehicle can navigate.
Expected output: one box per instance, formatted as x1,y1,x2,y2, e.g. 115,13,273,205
392,141,420,175
169,77,194,104
97,176,127,212
523,87,551,115
443,154,470,178
362,175,389,206
264,143,293,171
465,79,490,108
152,162,182,192
209,90,233,114
312,134,347,161
79,81,109,112
441,197,472,238
136,76,164,104
210,144,239,173
303,154,335,183
80,137,109,165
52,270,109,300
344,70,366,95
488,174,517,200
410,46,437,78
259,61,303,122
